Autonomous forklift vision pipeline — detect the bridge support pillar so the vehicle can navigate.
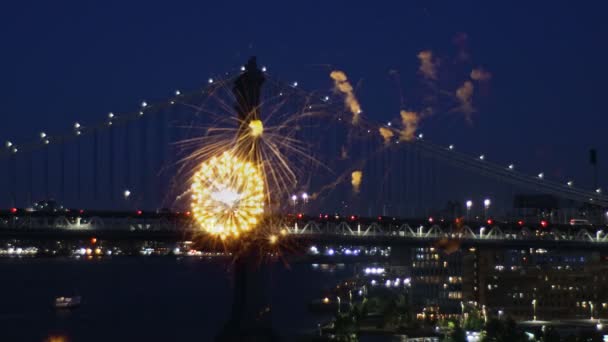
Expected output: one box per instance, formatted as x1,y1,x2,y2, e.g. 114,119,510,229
216,245,277,342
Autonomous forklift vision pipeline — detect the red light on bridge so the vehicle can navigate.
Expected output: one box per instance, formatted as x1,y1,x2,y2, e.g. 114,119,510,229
377,216,382,221
297,213,303,219
136,210,142,216
540,220,548,228
185,211,191,216
428,217,434,223
324,214,329,219
91,237,97,245
455,218,461,224
79,209,84,214
350,215,356,221
9,208,17,214
486,219,493,225
518,220,524,226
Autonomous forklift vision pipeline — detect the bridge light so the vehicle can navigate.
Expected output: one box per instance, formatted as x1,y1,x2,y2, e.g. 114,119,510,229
567,181,573,187
136,210,142,216
418,133,424,139
518,220,524,226
448,144,454,150
484,199,491,208
175,90,181,96
323,96,330,102
123,190,131,199
261,66,267,72
240,65,245,71
479,154,485,160
387,121,392,127
350,215,356,221
40,132,46,139
208,78,214,84
508,164,514,170
10,207,17,214
428,217,434,223
596,188,602,194
5,141,12,148
108,112,114,119
74,122,81,130
44,139,50,145
538,172,544,179
11,147,18,153
540,220,548,228
466,200,473,209
297,213,303,219
292,81,298,87
141,101,147,108
487,219,493,225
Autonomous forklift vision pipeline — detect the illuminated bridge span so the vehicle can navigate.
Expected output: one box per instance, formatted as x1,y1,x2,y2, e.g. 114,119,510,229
2,213,608,249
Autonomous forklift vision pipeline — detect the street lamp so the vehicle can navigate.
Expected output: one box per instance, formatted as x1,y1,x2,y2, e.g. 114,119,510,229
484,198,491,218
466,200,473,220
291,194,297,212
532,299,537,321
124,189,131,199
302,192,309,204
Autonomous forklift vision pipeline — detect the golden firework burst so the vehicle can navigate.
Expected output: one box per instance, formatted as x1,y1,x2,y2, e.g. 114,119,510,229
190,151,264,239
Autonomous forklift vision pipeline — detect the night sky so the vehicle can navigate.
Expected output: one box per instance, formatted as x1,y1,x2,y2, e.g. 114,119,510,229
1,1,607,210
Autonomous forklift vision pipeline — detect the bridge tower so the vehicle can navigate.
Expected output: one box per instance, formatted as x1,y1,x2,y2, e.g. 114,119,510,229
216,57,277,342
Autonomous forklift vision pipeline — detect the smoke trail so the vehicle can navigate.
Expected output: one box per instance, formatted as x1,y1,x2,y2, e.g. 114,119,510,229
455,80,475,122
351,170,362,193
417,50,438,80
330,70,362,124
379,127,394,145
399,110,419,141
470,67,492,82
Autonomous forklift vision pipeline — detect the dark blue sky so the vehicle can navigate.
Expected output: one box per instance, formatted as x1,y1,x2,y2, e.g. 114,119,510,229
1,1,607,205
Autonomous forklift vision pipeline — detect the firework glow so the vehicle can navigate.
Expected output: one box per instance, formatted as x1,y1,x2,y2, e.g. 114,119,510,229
190,151,264,239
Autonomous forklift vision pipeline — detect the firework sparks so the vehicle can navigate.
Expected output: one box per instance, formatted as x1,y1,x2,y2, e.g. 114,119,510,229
330,70,361,124
248,119,264,137
399,110,419,141
455,80,475,121
417,50,438,80
190,151,264,239
351,170,362,193
379,127,394,145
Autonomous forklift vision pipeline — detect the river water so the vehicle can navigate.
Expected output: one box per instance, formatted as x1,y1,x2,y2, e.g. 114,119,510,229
0,257,350,341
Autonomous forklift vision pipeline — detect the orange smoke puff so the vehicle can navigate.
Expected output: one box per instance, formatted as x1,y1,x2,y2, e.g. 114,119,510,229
456,80,475,121
470,68,492,81
399,110,419,141
330,70,361,125
351,170,362,193
417,50,438,80
379,127,394,145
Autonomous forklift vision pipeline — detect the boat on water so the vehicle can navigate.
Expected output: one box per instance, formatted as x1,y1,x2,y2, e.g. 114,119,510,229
54,296,81,309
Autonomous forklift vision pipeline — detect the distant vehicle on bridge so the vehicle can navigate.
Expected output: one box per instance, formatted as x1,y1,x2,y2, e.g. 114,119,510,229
569,218,592,226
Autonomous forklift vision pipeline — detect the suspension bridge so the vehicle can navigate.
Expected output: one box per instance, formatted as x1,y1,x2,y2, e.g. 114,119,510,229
1,63,607,249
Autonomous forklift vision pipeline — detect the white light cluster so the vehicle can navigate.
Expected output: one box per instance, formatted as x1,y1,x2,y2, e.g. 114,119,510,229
364,267,385,275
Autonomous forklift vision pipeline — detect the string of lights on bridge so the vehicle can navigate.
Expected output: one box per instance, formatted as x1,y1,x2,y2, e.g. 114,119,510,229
2,64,606,207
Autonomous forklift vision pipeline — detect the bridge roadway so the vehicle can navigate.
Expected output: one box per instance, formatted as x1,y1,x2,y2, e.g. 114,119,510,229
1,212,608,250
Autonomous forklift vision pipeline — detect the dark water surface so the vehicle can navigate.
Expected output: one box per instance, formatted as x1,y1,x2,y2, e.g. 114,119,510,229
0,257,347,341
